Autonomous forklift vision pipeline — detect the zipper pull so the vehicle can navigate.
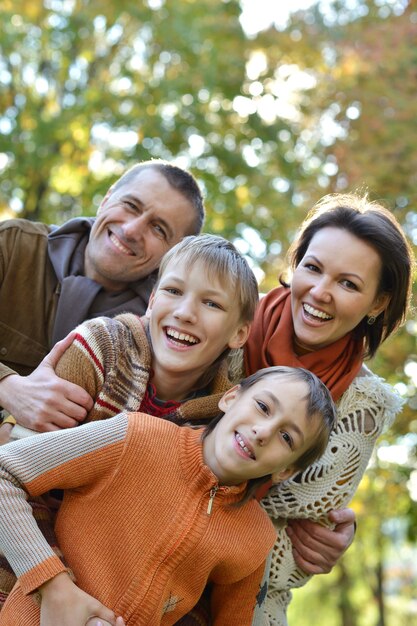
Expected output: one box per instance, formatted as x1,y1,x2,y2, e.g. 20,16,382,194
207,486,218,515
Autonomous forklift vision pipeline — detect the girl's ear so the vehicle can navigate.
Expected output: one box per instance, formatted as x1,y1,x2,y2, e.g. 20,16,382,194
218,385,241,412
271,466,295,484
145,291,155,318
227,322,251,350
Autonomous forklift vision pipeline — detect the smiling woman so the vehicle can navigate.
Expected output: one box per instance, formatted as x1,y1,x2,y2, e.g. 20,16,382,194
236,192,414,626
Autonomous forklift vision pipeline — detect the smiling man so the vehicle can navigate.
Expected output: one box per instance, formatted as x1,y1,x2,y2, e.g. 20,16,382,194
0,160,204,434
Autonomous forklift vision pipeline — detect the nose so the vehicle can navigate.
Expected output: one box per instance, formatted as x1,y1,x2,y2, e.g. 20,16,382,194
309,276,332,303
121,215,146,242
173,295,198,324
252,422,274,446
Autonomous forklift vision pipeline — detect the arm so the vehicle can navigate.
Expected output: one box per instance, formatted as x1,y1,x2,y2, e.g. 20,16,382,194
259,375,403,625
0,332,93,433
211,561,268,626
0,413,128,595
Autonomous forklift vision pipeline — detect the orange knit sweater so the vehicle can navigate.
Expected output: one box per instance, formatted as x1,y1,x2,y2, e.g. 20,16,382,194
0,413,276,625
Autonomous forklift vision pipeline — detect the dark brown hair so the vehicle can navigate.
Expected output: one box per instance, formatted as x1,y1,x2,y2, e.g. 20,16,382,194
286,193,414,358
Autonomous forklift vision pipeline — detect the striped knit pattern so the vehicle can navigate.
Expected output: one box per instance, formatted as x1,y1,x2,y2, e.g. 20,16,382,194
55,313,231,426
0,413,276,625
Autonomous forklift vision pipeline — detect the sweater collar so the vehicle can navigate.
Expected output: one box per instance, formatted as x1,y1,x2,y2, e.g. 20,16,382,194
179,427,247,502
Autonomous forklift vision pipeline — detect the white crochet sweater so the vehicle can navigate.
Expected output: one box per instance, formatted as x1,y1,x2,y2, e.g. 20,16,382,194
226,353,404,626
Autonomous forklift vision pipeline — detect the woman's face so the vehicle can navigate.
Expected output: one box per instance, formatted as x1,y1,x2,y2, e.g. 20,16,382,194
291,227,389,352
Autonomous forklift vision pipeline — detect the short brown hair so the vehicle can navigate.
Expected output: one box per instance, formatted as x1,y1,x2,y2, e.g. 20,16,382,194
287,193,414,358
111,159,205,235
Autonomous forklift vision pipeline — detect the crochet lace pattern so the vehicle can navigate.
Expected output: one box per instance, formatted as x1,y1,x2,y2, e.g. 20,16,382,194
227,351,404,626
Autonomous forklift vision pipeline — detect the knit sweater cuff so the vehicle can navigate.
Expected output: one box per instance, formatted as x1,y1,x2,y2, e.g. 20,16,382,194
19,555,68,596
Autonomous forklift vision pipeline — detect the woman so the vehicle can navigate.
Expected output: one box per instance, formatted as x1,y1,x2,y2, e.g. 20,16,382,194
236,193,413,626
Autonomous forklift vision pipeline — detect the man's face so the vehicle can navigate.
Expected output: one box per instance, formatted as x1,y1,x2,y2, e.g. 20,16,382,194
84,167,197,291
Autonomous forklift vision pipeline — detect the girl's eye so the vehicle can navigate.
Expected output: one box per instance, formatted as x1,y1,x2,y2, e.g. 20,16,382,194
256,400,269,415
281,431,293,449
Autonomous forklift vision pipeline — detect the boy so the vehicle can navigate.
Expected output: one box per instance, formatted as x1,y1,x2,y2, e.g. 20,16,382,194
0,366,336,625
0,233,259,613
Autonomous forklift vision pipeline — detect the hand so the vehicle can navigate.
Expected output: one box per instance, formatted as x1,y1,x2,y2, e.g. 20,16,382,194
286,508,356,575
0,422,14,445
86,618,126,626
40,572,119,626
0,332,93,432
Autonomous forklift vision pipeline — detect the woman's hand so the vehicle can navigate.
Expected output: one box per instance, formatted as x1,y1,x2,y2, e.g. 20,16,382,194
286,508,356,574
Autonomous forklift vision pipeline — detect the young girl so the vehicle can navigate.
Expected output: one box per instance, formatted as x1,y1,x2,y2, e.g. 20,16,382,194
0,366,336,626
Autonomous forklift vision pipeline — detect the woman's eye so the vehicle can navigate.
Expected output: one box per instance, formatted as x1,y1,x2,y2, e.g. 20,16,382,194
281,431,293,449
305,263,320,273
340,279,358,291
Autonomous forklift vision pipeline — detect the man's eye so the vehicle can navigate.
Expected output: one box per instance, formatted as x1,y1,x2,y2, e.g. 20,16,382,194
153,224,167,239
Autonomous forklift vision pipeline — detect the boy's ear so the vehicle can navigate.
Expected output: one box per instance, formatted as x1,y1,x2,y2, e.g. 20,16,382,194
227,322,251,350
218,385,241,412
271,466,295,484
145,291,155,318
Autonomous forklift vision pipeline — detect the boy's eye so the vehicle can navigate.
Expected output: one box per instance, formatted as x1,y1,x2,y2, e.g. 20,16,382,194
256,400,269,415
205,300,223,310
281,431,293,449
164,287,181,295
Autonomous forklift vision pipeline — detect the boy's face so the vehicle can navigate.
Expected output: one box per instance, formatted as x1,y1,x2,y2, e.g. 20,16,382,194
203,374,322,486
146,258,250,395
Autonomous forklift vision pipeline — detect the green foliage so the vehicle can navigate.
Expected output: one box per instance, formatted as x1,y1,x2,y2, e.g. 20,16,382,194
1,2,416,622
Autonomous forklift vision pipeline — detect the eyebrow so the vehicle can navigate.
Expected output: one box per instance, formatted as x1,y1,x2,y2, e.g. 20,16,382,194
264,390,305,445
124,194,174,241
159,275,229,299
305,254,365,285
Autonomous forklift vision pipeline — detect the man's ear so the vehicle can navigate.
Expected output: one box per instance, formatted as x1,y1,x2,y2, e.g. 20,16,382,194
271,466,295,484
145,291,155,318
218,385,241,412
227,322,251,350
97,187,114,215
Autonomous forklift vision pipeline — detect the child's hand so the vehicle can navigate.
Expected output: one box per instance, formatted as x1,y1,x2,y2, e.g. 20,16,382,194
86,618,126,626
39,572,117,626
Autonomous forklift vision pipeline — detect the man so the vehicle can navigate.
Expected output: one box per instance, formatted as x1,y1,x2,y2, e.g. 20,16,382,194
0,159,204,436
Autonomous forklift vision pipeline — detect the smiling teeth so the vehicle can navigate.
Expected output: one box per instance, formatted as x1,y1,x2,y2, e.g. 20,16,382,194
166,328,199,344
235,433,255,459
303,303,332,320
109,233,132,255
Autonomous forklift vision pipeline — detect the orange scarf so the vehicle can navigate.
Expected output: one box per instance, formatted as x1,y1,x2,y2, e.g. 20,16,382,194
244,286,364,402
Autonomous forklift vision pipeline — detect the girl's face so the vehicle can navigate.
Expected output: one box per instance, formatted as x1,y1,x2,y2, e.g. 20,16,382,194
204,374,322,486
291,227,389,353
